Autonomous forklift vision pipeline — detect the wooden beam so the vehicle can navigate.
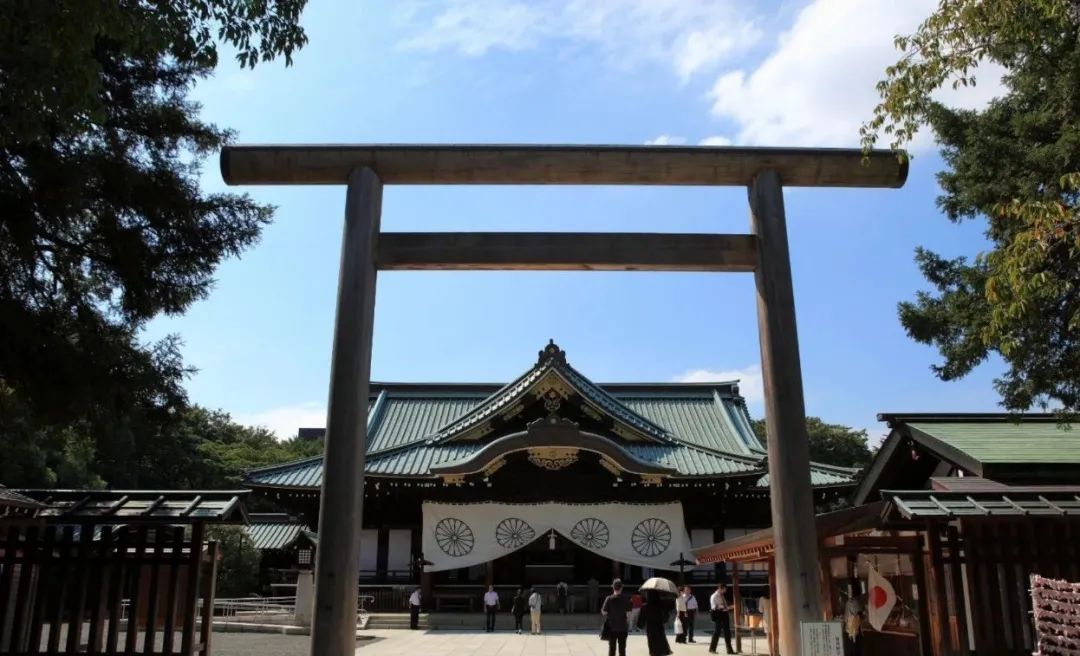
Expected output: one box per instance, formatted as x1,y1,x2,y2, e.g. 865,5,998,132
375,232,757,272
220,144,909,188
750,169,822,656
310,167,381,656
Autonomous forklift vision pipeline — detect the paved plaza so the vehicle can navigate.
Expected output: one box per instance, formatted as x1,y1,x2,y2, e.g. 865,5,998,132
213,630,770,656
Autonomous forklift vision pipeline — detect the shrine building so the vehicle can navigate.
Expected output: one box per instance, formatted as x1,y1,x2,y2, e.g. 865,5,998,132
244,341,856,604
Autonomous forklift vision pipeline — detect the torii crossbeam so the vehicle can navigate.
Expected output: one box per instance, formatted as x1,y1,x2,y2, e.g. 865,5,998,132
220,144,907,656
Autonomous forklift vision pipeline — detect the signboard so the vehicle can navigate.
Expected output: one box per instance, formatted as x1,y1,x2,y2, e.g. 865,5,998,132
800,621,844,656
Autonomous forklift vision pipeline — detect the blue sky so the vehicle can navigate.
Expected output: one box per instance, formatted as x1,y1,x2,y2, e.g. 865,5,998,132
145,0,1008,441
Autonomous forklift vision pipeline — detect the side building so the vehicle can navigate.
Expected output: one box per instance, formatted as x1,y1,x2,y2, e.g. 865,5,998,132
244,341,856,605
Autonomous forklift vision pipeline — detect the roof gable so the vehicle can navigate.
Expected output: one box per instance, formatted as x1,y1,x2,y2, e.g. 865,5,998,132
431,340,673,444
853,413,1080,505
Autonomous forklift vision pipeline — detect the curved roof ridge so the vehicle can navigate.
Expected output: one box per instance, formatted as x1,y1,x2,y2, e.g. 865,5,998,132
431,340,673,444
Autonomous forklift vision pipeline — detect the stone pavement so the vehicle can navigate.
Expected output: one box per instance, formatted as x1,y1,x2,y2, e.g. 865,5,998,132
355,630,713,656
211,629,771,656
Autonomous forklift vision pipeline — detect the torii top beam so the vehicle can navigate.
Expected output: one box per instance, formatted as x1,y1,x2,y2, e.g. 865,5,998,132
220,144,908,188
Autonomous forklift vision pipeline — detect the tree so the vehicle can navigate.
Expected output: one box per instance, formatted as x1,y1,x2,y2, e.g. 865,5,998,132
862,1,1080,414
0,402,322,490
751,417,873,468
0,1,308,479
207,525,263,598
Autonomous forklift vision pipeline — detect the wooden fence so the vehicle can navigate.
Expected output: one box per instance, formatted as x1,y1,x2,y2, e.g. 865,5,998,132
924,519,1080,656
0,523,218,656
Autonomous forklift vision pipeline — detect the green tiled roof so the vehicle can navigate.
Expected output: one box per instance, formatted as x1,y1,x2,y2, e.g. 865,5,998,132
246,514,310,550
907,421,1080,464
757,463,861,488
245,343,849,490
623,394,759,455
368,395,483,453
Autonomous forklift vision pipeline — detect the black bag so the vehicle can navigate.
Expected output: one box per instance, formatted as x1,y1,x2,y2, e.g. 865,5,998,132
600,618,611,641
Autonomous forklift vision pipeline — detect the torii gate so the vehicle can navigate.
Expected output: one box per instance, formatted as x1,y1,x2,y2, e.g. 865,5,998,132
220,144,907,656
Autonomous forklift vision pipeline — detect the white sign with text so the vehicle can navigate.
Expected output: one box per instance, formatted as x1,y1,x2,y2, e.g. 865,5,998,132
800,621,844,656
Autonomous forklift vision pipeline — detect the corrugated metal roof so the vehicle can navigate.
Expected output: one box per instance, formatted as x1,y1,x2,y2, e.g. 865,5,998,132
246,519,308,550
908,421,1080,465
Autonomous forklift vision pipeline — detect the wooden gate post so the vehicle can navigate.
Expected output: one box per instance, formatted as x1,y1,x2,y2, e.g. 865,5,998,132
749,169,822,656
311,167,383,656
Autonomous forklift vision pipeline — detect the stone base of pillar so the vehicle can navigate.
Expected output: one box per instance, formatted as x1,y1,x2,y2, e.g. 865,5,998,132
295,570,315,627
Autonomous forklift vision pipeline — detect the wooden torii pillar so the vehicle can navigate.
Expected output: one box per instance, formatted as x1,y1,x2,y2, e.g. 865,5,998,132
220,144,907,656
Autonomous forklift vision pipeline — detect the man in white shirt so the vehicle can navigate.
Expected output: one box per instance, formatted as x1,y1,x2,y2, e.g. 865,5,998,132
483,585,500,632
686,587,700,643
528,587,543,634
675,588,689,643
709,584,735,654
409,588,421,630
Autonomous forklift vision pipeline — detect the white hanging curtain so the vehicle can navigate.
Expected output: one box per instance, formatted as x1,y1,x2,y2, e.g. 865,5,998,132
421,501,695,572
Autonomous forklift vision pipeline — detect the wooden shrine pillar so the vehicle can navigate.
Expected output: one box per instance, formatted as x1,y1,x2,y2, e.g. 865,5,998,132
311,167,382,656
768,556,780,656
732,562,743,653
749,170,822,656
925,522,950,656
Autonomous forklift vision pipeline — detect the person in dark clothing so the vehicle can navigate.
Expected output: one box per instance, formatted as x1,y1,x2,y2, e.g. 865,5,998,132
637,589,673,656
709,583,736,654
601,579,631,656
511,587,527,635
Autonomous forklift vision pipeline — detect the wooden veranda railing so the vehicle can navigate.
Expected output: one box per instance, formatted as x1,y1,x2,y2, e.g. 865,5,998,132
0,524,219,656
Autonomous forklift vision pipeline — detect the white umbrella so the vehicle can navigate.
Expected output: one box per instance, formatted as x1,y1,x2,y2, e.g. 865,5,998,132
639,577,679,596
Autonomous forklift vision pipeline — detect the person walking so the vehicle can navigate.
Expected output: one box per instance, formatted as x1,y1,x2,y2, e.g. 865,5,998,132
637,589,672,656
709,583,736,654
408,588,422,630
483,585,500,632
511,587,527,634
601,579,631,656
674,587,688,643
528,586,543,635
557,581,569,614
685,586,699,643
628,592,643,633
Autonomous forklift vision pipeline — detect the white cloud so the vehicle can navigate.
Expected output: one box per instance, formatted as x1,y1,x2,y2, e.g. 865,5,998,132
645,135,688,146
708,0,1006,149
398,0,761,78
672,364,763,404
698,135,732,146
233,402,327,440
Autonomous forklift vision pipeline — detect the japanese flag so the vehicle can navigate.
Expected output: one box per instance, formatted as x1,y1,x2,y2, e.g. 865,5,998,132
867,566,897,631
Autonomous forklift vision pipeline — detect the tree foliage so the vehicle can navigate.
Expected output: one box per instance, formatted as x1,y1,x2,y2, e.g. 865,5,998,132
863,0,1080,414
0,1,307,480
0,403,322,490
751,417,873,468
207,525,263,598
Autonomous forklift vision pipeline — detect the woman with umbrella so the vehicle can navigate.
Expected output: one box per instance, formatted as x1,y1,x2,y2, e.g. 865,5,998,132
637,578,676,656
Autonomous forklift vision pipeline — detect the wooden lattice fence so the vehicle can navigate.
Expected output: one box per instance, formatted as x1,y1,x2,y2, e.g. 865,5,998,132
0,524,218,656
